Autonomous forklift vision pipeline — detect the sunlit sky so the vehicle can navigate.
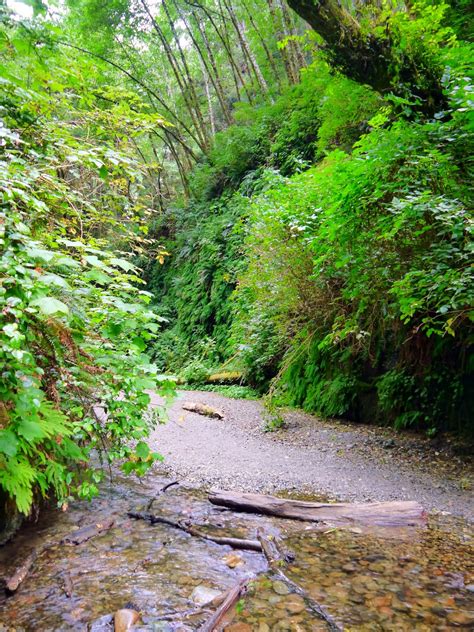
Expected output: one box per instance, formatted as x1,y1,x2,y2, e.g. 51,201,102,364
6,1,34,18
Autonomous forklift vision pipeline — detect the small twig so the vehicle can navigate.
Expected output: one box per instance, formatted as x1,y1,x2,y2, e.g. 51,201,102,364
146,480,180,511
257,531,341,632
62,572,73,598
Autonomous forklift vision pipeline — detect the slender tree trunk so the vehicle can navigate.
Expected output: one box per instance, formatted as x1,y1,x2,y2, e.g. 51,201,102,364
222,0,268,93
241,0,282,90
266,0,295,84
139,0,209,151
200,56,216,135
161,0,210,146
278,0,302,82
174,0,233,125
113,35,201,157
217,0,256,102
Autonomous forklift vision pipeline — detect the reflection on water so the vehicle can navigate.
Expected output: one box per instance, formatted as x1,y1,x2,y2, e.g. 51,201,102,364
0,472,472,631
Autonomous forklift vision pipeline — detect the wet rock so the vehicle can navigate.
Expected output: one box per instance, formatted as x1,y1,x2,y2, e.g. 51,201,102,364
190,584,222,605
114,609,140,632
447,611,474,626
222,553,244,568
284,595,306,614
89,614,114,632
272,580,290,595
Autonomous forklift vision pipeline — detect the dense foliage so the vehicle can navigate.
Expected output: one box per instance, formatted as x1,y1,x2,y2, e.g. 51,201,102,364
1,0,473,525
146,3,473,434
0,15,173,516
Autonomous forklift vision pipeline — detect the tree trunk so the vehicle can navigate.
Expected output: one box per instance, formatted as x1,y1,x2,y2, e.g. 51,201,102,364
209,491,426,528
286,0,444,110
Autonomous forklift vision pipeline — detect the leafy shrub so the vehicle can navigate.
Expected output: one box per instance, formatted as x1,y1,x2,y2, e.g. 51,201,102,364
0,26,174,514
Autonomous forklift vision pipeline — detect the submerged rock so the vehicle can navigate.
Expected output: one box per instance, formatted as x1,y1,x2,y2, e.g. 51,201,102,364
88,614,114,631
114,608,140,631
190,584,222,605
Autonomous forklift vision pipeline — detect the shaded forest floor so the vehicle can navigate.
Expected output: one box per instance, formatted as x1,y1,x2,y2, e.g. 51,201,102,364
149,391,474,521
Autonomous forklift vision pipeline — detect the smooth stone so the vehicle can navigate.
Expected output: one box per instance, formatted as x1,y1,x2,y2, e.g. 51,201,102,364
114,609,140,632
190,584,222,606
272,580,290,595
224,624,253,632
284,595,306,614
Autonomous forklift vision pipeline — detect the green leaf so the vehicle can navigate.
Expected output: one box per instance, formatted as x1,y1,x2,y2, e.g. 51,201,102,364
31,297,69,316
135,441,150,459
131,336,146,352
110,257,136,272
0,430,18,457
17,419,44,442
39,273,71,289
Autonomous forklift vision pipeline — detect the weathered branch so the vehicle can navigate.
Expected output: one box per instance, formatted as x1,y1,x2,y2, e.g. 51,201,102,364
128,511,262,551
198,577,250,632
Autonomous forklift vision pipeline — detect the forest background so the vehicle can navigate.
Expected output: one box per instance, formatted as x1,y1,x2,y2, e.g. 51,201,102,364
0,0,472,521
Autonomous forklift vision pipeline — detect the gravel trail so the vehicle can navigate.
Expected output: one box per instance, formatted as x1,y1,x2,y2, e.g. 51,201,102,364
148,390,474,520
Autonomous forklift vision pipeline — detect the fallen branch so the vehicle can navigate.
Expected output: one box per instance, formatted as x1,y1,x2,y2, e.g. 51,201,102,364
5,550,39,593
256,529,294,565
62,572,73,598
182,402,224,419
146,480,180,511
61,517,114,545
197,577,250,632
209,491,425,528
128,511,262,551
257,531,341,632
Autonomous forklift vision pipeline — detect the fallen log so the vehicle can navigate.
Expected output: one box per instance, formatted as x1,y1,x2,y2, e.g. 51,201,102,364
5,550,38,593
128,511,262,551
61,517,114,545
209,492,425,528
197,577,250,632
257,531,341,631
182,402,224,419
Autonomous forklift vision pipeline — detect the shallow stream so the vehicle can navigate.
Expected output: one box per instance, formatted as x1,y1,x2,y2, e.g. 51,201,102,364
0,472,472,631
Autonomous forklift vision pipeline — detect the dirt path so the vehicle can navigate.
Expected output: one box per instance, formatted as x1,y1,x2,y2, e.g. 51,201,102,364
149,391,474,521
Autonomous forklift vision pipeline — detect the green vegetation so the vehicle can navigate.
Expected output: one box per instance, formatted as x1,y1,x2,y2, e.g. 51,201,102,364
144,3,473,435
0,12,174,516
0,0,473,522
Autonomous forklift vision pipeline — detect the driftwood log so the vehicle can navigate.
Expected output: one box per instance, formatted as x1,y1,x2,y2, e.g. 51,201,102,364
128,511,262,551
61,517,114,545
182,402,224,419
5,550,39,593
209,492,426,528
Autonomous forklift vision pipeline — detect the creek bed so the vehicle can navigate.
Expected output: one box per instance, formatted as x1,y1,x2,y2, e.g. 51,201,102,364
0,472,472,631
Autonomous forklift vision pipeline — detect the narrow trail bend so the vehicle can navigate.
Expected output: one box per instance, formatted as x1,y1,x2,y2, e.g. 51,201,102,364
149,390,474,521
